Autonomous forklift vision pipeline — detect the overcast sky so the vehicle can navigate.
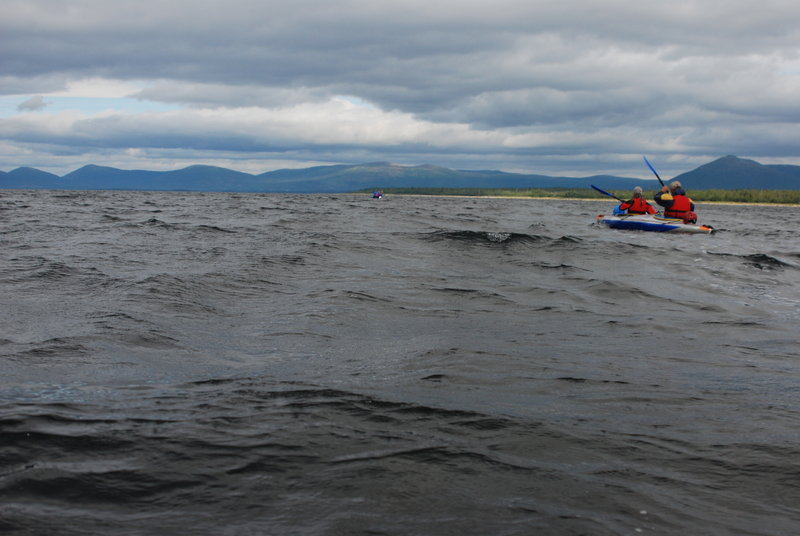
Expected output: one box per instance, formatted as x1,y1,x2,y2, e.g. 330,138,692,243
2,0,799,179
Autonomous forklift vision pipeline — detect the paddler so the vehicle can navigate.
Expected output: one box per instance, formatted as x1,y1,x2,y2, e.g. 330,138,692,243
618,186,656,215
654,181,697,223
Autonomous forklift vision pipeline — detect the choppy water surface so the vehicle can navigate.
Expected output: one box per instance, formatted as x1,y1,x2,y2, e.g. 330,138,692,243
2,190,799,535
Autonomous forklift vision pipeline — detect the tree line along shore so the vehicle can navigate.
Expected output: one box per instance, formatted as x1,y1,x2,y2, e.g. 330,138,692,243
363,187,800,204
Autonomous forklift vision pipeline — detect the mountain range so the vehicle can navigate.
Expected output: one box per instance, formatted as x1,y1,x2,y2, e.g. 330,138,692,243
2,155,799,193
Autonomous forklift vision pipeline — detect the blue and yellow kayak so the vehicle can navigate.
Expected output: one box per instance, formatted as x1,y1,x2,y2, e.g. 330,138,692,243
596,213,715,234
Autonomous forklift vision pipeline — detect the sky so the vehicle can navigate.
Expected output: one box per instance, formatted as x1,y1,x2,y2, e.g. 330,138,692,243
2,0,800,179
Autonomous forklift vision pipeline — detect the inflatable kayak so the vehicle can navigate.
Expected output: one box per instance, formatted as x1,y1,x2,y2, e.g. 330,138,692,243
596,213,715,234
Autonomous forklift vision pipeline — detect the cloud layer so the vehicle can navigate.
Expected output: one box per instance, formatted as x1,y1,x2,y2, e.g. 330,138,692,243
2,0,800,177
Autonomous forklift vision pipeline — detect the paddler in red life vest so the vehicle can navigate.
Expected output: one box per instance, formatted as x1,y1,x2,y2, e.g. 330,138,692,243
618,186,656,215
654,180,697,223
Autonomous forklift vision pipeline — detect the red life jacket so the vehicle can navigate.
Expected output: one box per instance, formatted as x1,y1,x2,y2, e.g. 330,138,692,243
664,195,693,219
621,197,654,214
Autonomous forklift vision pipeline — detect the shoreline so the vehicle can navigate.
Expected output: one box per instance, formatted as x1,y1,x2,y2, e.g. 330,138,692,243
382,193,799,207
3,188,797,206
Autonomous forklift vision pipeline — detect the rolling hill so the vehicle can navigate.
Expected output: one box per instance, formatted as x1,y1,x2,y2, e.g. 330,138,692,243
2,156,799,193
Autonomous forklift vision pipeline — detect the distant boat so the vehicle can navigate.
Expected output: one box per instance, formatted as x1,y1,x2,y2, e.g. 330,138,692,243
372,191,383,199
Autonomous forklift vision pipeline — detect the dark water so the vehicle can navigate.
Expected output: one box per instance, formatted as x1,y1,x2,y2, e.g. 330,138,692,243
2,190,799,535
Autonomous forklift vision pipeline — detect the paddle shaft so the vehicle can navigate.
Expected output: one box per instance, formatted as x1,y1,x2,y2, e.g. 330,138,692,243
591,184,625,203
643,155,666,188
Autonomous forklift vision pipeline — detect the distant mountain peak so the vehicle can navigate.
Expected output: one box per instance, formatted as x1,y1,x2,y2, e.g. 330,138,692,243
359,161,392,167
76,164,114,170
180,164,233,171
676,155,800,189
8,166,60,178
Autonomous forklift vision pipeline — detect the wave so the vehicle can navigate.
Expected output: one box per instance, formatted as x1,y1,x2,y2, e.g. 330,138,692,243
195,224,237,234
430,286,516,306
3,377,799,534
2,256,79,282
124,274,225,315
742,253,797,270
132,217,241,236
707,251,798,270
3,337,91,363
421,230,586,250
423,229,547,243
1,257,118,299
139,216,175,228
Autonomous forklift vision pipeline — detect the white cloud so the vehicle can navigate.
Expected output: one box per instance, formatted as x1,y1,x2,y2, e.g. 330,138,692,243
3,97,492,151
50,78,145,99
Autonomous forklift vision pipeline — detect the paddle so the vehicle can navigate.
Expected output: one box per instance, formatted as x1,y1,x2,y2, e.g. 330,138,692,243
591,184,625,203
642,155,666,188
